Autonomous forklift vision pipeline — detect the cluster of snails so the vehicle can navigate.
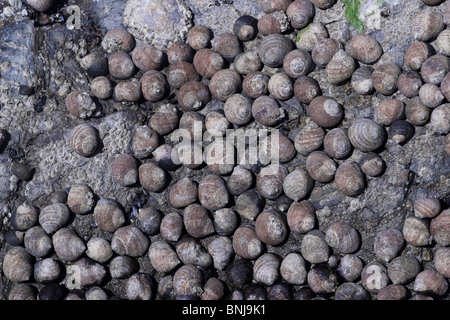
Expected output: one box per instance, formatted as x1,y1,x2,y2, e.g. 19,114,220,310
2,0,450,300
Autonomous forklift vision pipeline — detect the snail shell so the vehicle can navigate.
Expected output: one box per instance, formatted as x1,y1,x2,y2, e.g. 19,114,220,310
173,265,203,297
258,11,290,36
326,49,356,85
309,96,344,128
372,63,402,96
305,151,337,183
269,72,294,101
348,118,387,152
325,222,360,254
346,34,383,64
434,247,450,278
287,200,315,234
233,15,258,41
234,51,263,75
207,236,234,271
280,252,307,285
86,237,113,263
334,161,366,197
205,111,231,136
5,229,24,247
176,236,212,268
178,81,210,111
296,22,328,52
52,227,86,262
198,174,229,211
430,104,450,135
139,162,167,193
183,203,215,238
283,49,315,79
202,278,225,300
361,262,389,293
24,226,52,258
252,95,284,126
209,69,242,102
307,265,339,294
446,133,450,156
204,139,234,176
187,25,213,51
109,255,139,279
397,71,422,98
193,49,225,79
226,260,253,290
411,11,444,41
39,203,71,234
113,80,142,103
374,99,405,126
80,52,109,78
213,32,242,62
177,110,205,141
294,120,325,155
167,42,195,64
388,120,415,145
376,284,409,300
12,202,38,231
402,217,431,246
10,162,32,181
301,229,330,264
405,98,430,126
167,62,200,89
148,241,181,273
111,226,150,257
258,34,294,68
311,0,336,8
224,94,253,126
387,256,421,285
2,247,33,283
259,133,296,164
168,177,197,209
337,254,363,282
110,154,138,187
242,71,270,98
430,209,450,246
136,207,161,236
312,38,342,68
67,183,95,215
414,198,441,219
38,284,66,300
435,30,450,56
65,91,96,119
125,273,155,300
8,283,37,300
351,66,375,95
420,54,449,85
253,253,281,286
359,152,386,177
404,41,435,71
323,128,352,160
140,70,168,102
413,270,448,298
442,73,450,102
235,189,265,221
287,0,315,29
255,210,288,245
160,212,183,241
93,198,125,233
108,51,136,80
232,225,264,259
150,104,179,136
213,208,238,236
131,44,165,72
90,76,113,100
260,0,292,13
227,165,253,196
335,283,370,300
257,164,289,200
85,287,108,300
66,257,107,288
293,75,321,104
101,28,135,53
70,124,99,157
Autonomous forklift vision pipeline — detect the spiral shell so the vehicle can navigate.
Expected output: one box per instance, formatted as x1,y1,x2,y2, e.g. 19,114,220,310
224,94,253,126
372,63,402,96
178,81,210,111
430,209,450,246
404,41,435,71
346,34,383,64
414,198,441,219
435,247,450,278
435,30,450,56
283,49,315,79
323,128,352,160
227,165,253,196
86,237,113,263
193,49,225,79
109,255,139,279
337,254,363,282
24,226,52,258
387,256,421,285
397,71,422,98
258,11,290,36
108,51,136,80
334,161,366,197
306,151,337,182
312,38,342,68
101,28,135,53
287,200,315,234
10,162,32,181
233,15,258,41
348,118,386,152
140,70,168,102
209,69,242,102
34,258,61,284
176,236,212,268
66,257,106,288
93,198,125,232
232,225,264,259
110,153,138,187
350,66,374,95
167,42,195,64
132,44,165,72
309,96,344,128
12,202,38,231
53,227,86,262
258,34,294,68
374,228,405,263
213,32,242,62
268,73,294,101
374,99,405,126
111,226,150,257
160,212,183,242
253,253,281,286
287,0,315,29
242,71,269,98
421,54,449,85
301,229,330,264
359,152,386,177
257,164,288,200
202,278,225,300
65,91,96,119
113,80,142,103
280,252,307,285
411,11,444,42
388,120,415,145
148,241,181,273
405,98,430,126
173,264,203,297
326,49,356,85
259,133,296,164
307,265,339,294
39,203,71,234
167,62,200,89
90,76,112,100
295,22,328,52
252,95,284,127
294,120,325,155
70,124,99,157
325,222,360,254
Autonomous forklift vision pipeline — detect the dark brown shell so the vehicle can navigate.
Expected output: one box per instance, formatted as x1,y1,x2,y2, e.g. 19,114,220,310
193,49,225,79
67,183,95,215
101,28,135,53
259,133,296,164
130,125,160,159
232,225,264,259
65,91,96,119
311,38,342,68
372,63,402,96
108,51,136,80
183,204,215,239
167,42,195,64
346,34,383,64
233,15,258,41
167,62,200,89
178,81,210,111
286,0,315,29
234,51,263,75
187,25,213,51
334,161,366,197
132,44,165,72
374,99,405,126
306,151,337,183
113,80,142,102
242,71,270,98
430,209,450,246
111,226,150,257
397,70,422,98
209,69,242,102
388,120,415,145
325,222,360,254
294,120,325,155
294,76,321,104
148,241,181,273
323,128,352,160
258,11,290,36
80,52,109,78
149,104,179,135
252,95,284,127
413,269,448,297
110,154,138,187
309,96,343,128
138,162,167,193
213,32,242,62
235,189,265,221
140,70,168,102
283,49,314,79
404,41,435,71
169,177,198,209
152,144,179,173
160,212,183,242
258,34,293,68
268,73,294,100
420,54,449,85
260,0,292,13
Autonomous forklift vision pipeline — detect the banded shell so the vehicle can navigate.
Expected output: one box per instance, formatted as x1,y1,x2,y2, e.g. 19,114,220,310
33,258,61,284
387,256,421,285
435,30,450,56
10,162,32,181
209,69,242,102
235,189,265,221
346,34,383,64
109,255,139,279
311,38,343,68
325,222,360,254
295,22,328,52
24,226,52,258
326,49,356,85
113,80,142,103
374,99,405,126
411,11,444,41
323,128,352,160
224,94,253,126
52,228,86,262
39,203,71,234
414,198,441,219
187,25,213,51
140,70,168,102
374,228,405,263
348,118,387,152
111,226,150,257
67,183,95,215
202,278,225,300
294,120,325,155
167,42,195,64
93,198,126,233
198,174,229,211
242,71,269,98
268,73,294,101
110,154,138,187
233,15,258,41
149,105,179,136
257,164,289,200
305,151,337,183
421,54,449,85
85,237,113,263
193,49,225,79
12,202,38,231
253,253,281,286
283,49,315,79
70,124,99,157
388,120,415,145
397,71,422,98
258,34,294,68
372,63,402,96
351,66,374,95
173,265,204,297
430,209,450,246
334,161,366,197
309,96,343,128
258,11,290,36
286,0,315,29
132,44,165,72
404,41,435,71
